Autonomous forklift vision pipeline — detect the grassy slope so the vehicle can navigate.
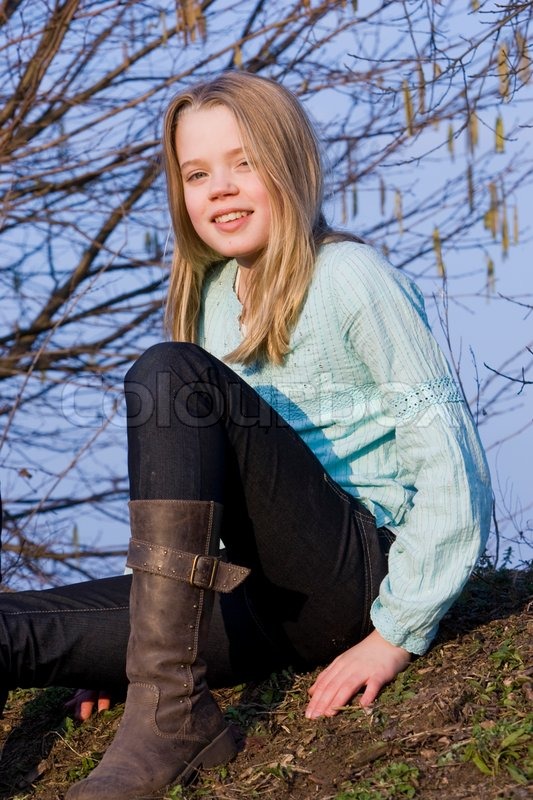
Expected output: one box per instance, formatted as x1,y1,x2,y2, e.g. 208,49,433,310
0,567,531,800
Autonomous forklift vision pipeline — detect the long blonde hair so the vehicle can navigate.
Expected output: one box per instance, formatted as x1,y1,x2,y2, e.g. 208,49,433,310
163,71,347,365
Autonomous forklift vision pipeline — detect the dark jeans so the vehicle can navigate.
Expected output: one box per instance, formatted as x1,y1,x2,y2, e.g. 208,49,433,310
0,343,392,695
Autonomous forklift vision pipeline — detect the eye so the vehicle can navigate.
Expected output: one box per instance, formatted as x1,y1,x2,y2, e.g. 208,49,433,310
237,159,250,169
186,170,207,182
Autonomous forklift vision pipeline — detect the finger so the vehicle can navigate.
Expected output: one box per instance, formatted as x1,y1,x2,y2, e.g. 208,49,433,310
97,694,111,713
359,677,383,708
306,691,347,719
306,676,366,719
79,699,97,721
65,689,94,720
308,657,345,696
306,673,336,705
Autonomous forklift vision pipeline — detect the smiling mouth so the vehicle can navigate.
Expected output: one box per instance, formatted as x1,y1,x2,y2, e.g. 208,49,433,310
213,211,252,223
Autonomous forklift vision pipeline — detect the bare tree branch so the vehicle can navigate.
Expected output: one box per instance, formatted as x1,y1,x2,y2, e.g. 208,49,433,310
1,0,531,585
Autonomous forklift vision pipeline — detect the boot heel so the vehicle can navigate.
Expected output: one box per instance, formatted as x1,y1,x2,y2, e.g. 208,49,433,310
200,726,237,768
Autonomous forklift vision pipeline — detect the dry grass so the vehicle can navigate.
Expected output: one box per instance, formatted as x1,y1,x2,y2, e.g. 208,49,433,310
0,567,531,800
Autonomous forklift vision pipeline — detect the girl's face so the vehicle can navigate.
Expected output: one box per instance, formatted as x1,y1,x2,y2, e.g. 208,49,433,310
176,105,272,269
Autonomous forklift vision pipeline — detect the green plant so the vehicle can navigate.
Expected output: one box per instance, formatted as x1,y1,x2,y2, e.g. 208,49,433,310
461,718,532,784
6,687,71,720
265,761,294,783
382,668,418,705
63,714,76,738
164,785,185,799
335,762,419,799
67,753,101,781
259,668,296,706
490,639,524,671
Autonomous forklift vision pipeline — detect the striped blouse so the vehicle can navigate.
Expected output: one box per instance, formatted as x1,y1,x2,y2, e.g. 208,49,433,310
198,241,492,654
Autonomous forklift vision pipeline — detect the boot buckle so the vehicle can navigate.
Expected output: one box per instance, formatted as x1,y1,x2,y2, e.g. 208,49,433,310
189,554,219,589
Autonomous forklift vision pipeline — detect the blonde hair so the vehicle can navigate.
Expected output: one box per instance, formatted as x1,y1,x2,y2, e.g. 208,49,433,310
163,71,347,365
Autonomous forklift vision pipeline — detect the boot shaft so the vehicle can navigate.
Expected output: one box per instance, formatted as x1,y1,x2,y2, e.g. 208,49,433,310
125,499,248,733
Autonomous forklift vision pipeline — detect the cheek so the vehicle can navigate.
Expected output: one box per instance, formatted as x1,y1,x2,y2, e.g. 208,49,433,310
251,185,269,222
182,191,202,229
261,196,273,235
256,183,272,224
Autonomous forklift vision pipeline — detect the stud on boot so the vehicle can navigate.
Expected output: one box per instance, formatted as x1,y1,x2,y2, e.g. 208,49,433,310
66,500,250,800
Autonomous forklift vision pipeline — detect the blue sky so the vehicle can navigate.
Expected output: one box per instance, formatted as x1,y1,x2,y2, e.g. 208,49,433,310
1,1,531,581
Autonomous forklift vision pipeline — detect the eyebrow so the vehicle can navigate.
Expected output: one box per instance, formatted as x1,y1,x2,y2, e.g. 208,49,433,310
180,147,246,172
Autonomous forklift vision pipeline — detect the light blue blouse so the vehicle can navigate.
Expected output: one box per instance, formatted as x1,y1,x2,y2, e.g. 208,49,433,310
198,241,492,654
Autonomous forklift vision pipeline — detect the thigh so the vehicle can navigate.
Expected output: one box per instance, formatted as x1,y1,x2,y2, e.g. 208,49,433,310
222,429,387,665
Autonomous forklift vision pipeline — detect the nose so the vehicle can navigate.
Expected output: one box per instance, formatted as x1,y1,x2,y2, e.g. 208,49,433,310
208,171,238,200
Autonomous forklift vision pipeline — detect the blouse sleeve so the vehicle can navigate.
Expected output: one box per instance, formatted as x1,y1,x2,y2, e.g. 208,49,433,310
334,244,492,654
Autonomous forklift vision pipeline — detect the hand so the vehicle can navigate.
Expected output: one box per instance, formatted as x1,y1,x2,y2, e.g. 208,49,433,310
65,689,112,722
305,629,411,719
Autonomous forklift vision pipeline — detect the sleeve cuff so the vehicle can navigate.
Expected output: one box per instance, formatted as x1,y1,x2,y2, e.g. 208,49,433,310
370,598,438,655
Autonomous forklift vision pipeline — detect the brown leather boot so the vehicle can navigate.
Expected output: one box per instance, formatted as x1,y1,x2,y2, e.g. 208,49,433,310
66,499,249,800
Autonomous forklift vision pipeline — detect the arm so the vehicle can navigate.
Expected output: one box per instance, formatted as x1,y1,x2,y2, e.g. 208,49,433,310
306,244,492,716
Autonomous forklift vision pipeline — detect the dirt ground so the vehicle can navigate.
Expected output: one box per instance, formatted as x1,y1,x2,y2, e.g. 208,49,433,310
0,566,531,800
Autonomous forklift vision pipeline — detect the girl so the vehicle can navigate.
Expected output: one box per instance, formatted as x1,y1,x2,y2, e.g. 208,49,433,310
0,72,491,800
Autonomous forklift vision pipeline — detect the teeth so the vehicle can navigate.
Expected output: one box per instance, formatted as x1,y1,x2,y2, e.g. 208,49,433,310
214,211,251,223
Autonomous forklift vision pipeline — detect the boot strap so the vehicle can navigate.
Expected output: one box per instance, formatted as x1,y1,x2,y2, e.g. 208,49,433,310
126,538,250,593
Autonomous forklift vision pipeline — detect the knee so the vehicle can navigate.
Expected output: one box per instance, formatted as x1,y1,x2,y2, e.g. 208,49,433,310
124,343,216,426
124,342,208,387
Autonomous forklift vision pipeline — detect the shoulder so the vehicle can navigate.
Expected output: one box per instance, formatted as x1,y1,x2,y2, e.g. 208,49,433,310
316,240,415,293
315,241,427,321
